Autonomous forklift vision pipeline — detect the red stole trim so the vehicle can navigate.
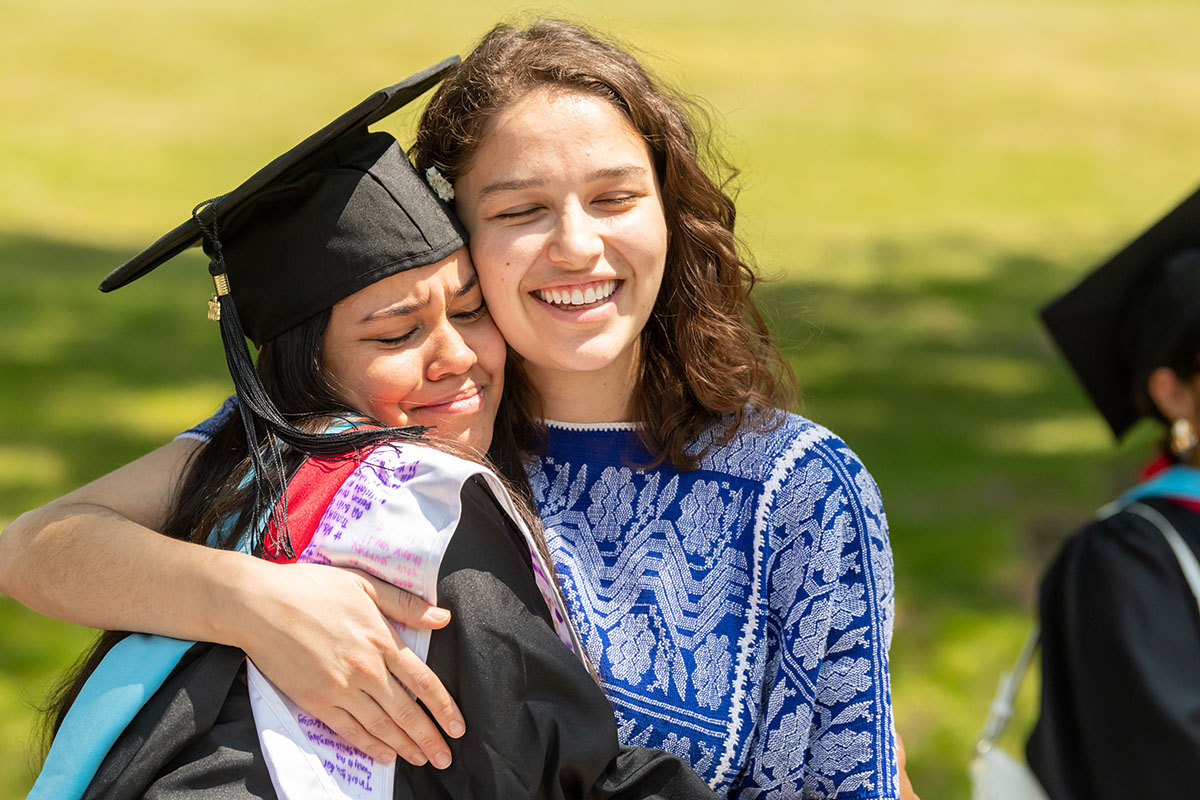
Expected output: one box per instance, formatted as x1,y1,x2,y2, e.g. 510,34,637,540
263,456,361,563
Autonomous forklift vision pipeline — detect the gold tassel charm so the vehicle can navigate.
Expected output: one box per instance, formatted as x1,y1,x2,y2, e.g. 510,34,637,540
208,273,231,322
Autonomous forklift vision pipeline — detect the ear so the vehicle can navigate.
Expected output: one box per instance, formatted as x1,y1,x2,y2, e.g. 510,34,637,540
1146,365,1197,423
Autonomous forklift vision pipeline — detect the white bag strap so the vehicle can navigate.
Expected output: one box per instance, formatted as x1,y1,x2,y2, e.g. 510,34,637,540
976,625,1040,752
1125,501,1200,616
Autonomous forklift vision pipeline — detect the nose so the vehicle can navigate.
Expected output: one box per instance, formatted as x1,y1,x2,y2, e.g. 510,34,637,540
547,199,603,269
425,320,478,382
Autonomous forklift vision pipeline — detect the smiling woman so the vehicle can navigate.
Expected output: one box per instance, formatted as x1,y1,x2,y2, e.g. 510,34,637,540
414,19,908,798
454,88,668,422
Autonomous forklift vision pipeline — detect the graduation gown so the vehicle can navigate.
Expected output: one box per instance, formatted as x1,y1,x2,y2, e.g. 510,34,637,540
34,443,717,799
1026,495,1200,798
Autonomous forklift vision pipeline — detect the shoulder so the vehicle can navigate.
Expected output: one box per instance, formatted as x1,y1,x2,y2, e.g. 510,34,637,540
175,395,238,443
1051,502,1197,591
1039,501,1200,634
351,440,496,493
694,410,883,510
297,441,501,525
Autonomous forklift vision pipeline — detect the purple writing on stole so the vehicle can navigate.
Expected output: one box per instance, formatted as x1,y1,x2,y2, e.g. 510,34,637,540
291,454,425,793
303,459,423,587
295,713,376,791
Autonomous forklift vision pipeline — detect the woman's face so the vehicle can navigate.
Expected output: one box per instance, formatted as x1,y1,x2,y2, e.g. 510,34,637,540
454,88,669,417
321,248,504,450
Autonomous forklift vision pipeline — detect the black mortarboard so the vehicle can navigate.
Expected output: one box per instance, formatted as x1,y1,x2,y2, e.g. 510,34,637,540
1040,185,1200,438
101,56,466,345
98,59,466,553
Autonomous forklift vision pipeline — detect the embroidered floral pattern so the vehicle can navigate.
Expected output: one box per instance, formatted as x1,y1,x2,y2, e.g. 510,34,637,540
692,633,732,710
529,415,897,798
587,466,637,542
608,613,656,682
678,479,726,555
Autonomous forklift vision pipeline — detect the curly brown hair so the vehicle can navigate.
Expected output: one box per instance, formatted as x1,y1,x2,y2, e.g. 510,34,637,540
415,18,796,469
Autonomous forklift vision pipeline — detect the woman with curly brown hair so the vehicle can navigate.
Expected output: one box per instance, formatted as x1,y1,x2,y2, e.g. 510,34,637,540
2,19,904,799
404,22,900,798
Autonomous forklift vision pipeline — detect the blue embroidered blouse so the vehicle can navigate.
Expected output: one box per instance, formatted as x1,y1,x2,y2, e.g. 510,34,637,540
529,415,898,799
179,402,899,798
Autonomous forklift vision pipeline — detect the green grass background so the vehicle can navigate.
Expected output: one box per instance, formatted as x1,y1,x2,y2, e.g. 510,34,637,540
4,0,1200,796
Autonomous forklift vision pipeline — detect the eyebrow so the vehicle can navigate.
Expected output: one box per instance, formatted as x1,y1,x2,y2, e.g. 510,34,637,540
476,164,650,198
359,274,481,324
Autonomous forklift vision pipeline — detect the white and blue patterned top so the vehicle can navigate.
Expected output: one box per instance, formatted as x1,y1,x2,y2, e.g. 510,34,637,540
181,403,899,798
529,414,897,799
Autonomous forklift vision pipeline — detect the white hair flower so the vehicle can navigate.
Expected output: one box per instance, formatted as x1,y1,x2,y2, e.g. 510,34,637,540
425,166,455,202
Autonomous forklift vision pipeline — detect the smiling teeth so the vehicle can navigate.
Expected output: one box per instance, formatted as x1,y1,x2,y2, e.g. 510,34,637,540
536,280,617,307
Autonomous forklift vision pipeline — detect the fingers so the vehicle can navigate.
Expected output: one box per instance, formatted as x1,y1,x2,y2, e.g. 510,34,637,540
317,635,459,768
368,668,456,769
358,571,451,630
328,662,457,768
318,704,423,767
383,627,466,742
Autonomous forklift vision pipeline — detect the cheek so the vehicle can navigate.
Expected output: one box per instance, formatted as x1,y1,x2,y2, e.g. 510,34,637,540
470,238,504,284
465,320,507,382
470,229,536,285
320,344,358,407
336,353,421,419
472,251,529,339
637,206,670,267
359,357,419,400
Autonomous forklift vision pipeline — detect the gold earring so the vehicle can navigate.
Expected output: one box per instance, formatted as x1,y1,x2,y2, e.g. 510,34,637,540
1171,418,1198,461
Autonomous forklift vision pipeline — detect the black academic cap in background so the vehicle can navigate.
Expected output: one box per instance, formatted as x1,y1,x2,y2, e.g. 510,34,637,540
1040,185,1200,438
100,55,466,346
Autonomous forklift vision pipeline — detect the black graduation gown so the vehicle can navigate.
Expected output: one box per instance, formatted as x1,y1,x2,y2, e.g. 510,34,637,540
1026,497,1200,798
80,476,717,799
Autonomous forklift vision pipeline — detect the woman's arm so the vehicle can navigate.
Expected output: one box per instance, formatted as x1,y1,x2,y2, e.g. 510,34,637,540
0,438,466,768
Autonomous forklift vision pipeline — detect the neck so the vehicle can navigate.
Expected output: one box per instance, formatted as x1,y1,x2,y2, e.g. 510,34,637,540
525,357,640,425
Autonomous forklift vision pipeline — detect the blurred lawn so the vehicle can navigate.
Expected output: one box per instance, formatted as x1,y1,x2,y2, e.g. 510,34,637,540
4,0,1200,796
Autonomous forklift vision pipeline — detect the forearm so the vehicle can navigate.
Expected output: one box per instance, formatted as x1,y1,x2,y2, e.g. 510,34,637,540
0,499,257,644
2,435,467,766
0,436,258,645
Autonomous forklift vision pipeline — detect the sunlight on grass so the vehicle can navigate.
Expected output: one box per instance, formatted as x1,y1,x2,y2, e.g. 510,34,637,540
892,610,1040,798
931,357,1055,397
40,383,232,440
984,415,1114,456
0,445,67,494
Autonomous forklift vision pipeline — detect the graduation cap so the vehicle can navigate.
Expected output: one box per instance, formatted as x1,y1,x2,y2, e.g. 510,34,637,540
101,56,466,344
1040,185,1200,439
100,58,466,553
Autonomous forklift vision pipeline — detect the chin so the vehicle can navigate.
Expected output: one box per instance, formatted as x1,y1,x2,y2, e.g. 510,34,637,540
426,421,493,453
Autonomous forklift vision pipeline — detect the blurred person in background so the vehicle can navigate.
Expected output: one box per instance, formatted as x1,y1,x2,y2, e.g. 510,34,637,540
1030,187,1200,797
